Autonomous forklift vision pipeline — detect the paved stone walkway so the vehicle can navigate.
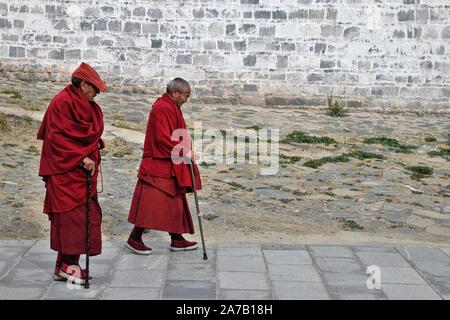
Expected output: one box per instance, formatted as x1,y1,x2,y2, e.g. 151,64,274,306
0,240,449,300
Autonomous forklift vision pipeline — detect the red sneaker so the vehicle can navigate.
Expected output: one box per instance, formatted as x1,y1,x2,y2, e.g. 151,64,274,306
57,263,88,285
54,264,92,281
126,237,152,255
170,239,198,252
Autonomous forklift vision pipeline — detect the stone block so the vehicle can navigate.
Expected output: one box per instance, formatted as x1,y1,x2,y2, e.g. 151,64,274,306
218,272,270,290
267,264,321,282
9,46,25,58
162,280,216,300
383,284,442,300
272,281,331,300
263,250,312,265
218,289,272,300
218,255,267,272
102,287,160,300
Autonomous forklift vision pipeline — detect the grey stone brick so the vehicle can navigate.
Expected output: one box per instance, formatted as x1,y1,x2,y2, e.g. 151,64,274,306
142,23,158,34
309,9,325,19
108,20,122,32
243,55,256,67
100,40,113,46
0,18,11,29
102,287,160,300
13,20,24,28
344,27,360,40
124,22,141,34
272,10,287,20
281,43,295,51
84,7,100,17
327,8,337,20
206,9,219,18
310,246,354,258
219,289,272,300
321,25,343,37
315,42,327,54
48,49,64,60
35,35,52,42
260,26,275,37
52,36,67,43
226,24,236,36
203,40,216,50
276,55,288,68
307,73,323,82
442,27,450,39
193,9,204,19
243,84,257,92
239,24,256,34
193,55,209,65
218,40,232,51
133,7,146,17
289,9,308,19
9,46,25,57
94,20,107,31
45,5,55,14
151,39,162,48
148,9,163,19
382,284,442,300
176,54,192,65
54,19,69,30
101,6,115,15
268,264,321,282
234,40,246,51
320,60,335,69
80,21,92,31
398,10,415,22
243,11,252,19
66,49,81,60
393,30,406,38
87,36,100,46
255,11,271,19
241,0,259,4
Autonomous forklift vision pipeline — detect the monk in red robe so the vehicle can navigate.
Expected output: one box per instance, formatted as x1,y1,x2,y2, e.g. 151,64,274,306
126,78,202,255
37,62,107,284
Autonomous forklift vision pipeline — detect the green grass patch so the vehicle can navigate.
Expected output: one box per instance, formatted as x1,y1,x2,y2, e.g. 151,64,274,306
2,89,22,99
337,218,364,231
225,181,249,191
347,150,384,160
363,136,418,153
280,154,301,164
245,125,262,131
203,213,219,221
428,148,450,159
303,155,350,169
0,112,11,131
328,100,347,117
281,131,337,145
424,136,437,143
406,165,433,181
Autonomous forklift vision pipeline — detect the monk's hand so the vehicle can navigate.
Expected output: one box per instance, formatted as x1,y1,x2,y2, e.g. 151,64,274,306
82,156,95,174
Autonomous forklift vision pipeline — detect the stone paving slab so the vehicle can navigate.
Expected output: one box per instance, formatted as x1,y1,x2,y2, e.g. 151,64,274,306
0,240,448,300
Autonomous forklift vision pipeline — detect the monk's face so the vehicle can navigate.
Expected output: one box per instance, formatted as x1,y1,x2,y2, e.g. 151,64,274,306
171,87,191,107
80,81,99,102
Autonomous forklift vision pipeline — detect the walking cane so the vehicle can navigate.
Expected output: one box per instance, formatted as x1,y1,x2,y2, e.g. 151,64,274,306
188,162,208,260
80,163,92,289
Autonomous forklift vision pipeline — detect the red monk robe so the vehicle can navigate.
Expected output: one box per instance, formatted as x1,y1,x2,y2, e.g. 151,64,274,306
128,93,202,235
38,84,104,256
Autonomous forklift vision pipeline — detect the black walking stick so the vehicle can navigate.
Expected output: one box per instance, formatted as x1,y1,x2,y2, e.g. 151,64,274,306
80,163,91,289
188,162,208,260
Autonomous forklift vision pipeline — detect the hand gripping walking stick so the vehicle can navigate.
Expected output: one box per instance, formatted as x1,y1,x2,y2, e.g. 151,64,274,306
80,163,92,289
188,162,208,260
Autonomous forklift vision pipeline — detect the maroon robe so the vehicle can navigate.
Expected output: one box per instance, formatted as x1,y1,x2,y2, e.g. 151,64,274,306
38,84,104,255
128,93,202,234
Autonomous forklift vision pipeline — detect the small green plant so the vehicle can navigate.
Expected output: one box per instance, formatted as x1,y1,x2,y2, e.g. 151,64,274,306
363,136,417,154
226,181,249,191
245,125,262,131
0,112,11,131
281,131,337,145
203,213,219,221
428,148,450,159
337,218,364,231
280,154,301,164
303,155,350,169
328,100,347,117
406,165,433,180
424,136,437,143
347,150,384,160
2,89,22,99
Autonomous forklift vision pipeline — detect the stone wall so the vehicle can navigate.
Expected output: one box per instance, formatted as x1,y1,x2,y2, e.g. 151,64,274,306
0,0,449,110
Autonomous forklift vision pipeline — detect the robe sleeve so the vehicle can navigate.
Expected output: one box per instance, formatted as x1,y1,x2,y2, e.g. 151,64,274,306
152,108,187,159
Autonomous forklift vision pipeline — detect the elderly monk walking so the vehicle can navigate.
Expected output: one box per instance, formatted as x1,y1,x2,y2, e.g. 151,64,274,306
126,78,202,255
37,62,107,285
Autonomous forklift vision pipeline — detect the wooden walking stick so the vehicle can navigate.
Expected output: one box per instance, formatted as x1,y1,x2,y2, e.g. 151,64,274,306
78,162,91,288
83,166,92,289
188,162,208,260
